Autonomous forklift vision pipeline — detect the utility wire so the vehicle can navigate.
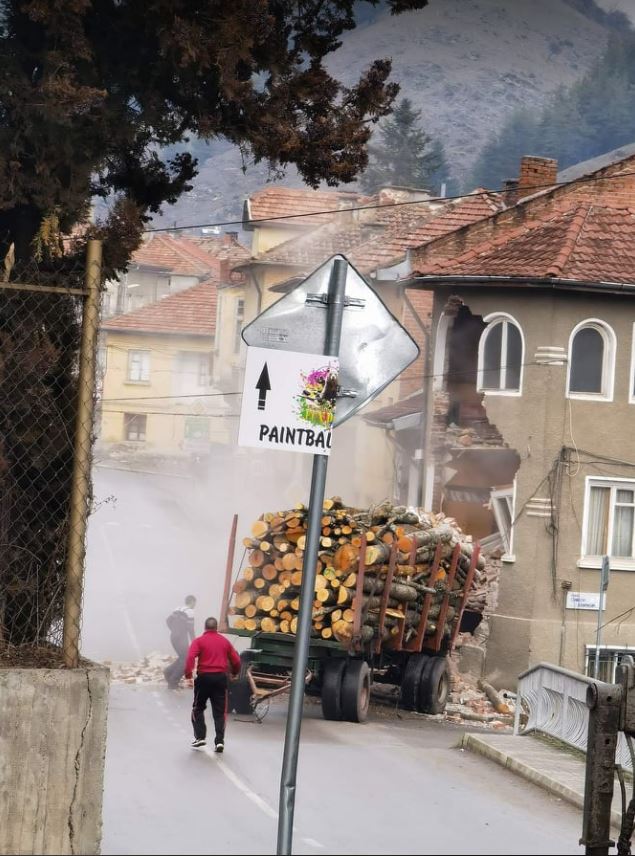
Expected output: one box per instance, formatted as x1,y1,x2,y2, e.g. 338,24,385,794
99,357,546,402
143,168,635,235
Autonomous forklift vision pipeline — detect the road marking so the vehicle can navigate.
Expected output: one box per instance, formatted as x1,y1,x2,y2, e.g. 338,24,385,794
98,526,143,660
153,689,326,851
203,747,278,819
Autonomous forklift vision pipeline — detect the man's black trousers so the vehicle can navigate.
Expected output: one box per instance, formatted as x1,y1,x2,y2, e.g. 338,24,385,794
192,672,228,744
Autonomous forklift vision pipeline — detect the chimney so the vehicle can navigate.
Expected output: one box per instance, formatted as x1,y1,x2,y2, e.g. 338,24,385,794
503,179,519,207
517,156,558,195
224,231,238,244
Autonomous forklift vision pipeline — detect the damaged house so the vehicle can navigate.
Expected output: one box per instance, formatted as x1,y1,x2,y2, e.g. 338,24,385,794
407,153,635,687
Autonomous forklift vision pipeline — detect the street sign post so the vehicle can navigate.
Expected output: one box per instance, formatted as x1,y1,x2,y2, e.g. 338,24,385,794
238,347,339,455
593,555,610,679
237,255,419,856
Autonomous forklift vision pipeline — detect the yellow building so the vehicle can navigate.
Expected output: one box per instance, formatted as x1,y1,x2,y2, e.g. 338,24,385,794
100,280,232,455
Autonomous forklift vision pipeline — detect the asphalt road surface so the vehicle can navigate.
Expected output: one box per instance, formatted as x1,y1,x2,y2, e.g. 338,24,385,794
103,684,584,856
83,455,310,663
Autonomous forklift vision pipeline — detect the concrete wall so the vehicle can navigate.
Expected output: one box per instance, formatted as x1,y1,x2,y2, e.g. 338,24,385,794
0,666,109,855
428,285,635,687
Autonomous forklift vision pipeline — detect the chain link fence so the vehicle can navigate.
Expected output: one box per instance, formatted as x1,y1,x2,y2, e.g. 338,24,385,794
0,241,102,668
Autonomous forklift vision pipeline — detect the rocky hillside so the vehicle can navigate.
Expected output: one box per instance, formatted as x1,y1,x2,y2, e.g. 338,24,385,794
151,0,615,231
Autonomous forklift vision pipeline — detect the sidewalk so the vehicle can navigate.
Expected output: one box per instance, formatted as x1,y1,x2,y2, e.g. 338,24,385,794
462,731,624,830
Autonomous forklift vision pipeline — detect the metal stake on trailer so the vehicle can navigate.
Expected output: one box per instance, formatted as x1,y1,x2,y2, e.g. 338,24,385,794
276,258,347,856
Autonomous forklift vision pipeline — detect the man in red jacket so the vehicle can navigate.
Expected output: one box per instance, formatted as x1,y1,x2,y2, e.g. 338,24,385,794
185,616,241,752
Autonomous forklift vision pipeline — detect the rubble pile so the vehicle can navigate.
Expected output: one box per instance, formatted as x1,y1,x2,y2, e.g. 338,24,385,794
105,652,174,684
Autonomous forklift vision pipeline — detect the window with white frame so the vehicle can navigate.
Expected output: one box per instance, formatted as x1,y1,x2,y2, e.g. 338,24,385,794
127,350,150,383
124,413,147,442
490,485,515,556
477,315,523,393
567,320,615,400
582,478,635,567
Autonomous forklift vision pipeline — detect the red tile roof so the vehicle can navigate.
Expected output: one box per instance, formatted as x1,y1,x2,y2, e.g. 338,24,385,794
253,191,503,274
103,280,217,337
411,152,635,285
190,234,251,265
415,202,635,284
245,187,365,228
130,234,248,277
363,392,425,427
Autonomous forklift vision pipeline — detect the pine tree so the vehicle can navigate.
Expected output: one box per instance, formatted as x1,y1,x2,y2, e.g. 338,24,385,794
360,98,450,193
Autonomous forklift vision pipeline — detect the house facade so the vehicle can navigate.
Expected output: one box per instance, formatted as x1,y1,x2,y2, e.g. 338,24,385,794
408,154,635,687
100,280,231,455
214,184,503,506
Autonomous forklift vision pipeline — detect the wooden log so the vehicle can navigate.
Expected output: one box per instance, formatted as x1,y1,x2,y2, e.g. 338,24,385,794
261,617,279,633
321,627,333,639
316,588,336,604
291,570,303,587
256,595,275,613
282,553,297,571
244,617,261,631
290,617,298,634
280,619,290,634
244,604,258,619
251,520,269,539
233,617,246,629
262,564,278,581
235,591,257,609
342,572,357,588
254,578,267,590
478,679,512,715
249,550,265,568
337,586,352,605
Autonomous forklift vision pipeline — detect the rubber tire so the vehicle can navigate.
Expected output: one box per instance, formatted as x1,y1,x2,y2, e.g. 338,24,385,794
398,653,429,711
418,656,449,714
341,659,371,723
320,659,347,721
228,677,253,715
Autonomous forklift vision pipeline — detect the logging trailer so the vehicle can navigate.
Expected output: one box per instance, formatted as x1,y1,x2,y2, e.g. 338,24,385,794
219,514,481,723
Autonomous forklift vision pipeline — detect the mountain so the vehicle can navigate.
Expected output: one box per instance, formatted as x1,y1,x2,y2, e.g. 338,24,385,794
150,0,616,231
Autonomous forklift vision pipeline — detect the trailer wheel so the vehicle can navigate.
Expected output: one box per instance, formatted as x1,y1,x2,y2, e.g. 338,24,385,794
228,677,253,715
418,656,449,714
399,653,429,711
321,659,347,721
341,659,371,723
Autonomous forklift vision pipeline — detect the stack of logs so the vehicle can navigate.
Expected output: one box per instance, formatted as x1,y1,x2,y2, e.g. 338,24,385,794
229,498,485,648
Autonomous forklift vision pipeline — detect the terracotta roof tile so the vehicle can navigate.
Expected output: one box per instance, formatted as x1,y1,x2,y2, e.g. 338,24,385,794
414,202,635,284
363,392,425,426
246,187,365,227
103,280,217,336
253,191,504,274
130,234,248,277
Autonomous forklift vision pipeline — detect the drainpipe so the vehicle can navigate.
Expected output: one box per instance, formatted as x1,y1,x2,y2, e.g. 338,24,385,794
248,267,263,315
559,580,572,666
402,275,430,508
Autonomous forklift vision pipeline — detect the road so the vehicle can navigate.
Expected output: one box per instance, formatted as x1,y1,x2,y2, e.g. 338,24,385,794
83,454,310,663
103,684,584,856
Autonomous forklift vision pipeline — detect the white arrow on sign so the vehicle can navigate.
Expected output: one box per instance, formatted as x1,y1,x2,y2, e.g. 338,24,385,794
238,346,339,455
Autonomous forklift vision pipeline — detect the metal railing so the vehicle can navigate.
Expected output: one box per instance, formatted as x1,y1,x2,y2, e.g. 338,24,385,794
514,661,633,771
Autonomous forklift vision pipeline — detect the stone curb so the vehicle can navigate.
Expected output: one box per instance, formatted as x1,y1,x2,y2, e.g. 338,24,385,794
461,733,623,831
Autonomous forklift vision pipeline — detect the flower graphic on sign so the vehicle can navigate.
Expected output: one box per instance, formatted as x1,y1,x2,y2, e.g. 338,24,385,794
295,362,338,428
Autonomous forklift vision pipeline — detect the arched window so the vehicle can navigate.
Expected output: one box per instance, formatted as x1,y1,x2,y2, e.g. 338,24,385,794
567,320,615,401
477,314,524,394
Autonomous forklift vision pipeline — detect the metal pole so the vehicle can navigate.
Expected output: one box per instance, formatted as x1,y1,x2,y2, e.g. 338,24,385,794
581,681,622,856
62,239,103,668
277,258,347,855
594,556,609,679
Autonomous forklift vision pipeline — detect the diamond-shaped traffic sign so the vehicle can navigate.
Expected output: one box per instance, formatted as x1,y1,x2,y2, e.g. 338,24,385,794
241,255,419,426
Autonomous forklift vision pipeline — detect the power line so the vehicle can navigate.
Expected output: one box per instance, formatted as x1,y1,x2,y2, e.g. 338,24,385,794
98,358,547,403
143,168,635,235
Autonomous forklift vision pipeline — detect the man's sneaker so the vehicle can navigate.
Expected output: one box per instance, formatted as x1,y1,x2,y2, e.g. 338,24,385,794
191,738,206,748
215,742,224,754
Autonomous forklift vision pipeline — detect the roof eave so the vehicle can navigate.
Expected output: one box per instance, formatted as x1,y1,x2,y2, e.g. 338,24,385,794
404,274,635,296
